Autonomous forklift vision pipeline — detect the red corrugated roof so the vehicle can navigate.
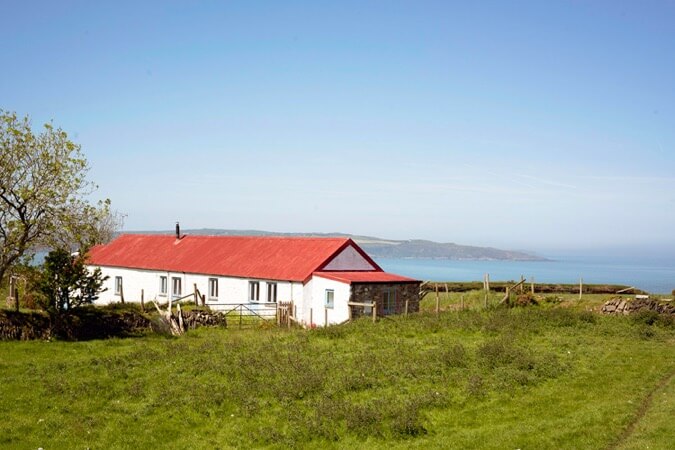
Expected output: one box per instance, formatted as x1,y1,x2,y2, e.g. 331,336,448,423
88,234,354,282
314,271,419,284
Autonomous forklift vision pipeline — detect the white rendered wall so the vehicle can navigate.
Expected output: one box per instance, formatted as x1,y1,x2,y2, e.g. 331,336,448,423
90,265,304,314
307,276,351,327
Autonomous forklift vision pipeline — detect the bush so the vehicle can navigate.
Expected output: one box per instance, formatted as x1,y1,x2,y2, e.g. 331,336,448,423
513,292,538,307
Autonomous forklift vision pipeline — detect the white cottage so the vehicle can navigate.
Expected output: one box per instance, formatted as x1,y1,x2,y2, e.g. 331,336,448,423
87,232,420,326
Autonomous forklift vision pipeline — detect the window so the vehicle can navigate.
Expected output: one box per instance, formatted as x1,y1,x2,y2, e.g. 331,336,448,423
249,281,260,302
383,288,396,315
208,278,218,300
267,282,277,303
325,289,334,309
159,276,167,296
172,277,182,299
115,276,123,295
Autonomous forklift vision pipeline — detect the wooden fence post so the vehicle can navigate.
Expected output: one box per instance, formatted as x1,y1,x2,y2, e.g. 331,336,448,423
579,278,583,300
372,301,377,323
310,308,313,327
520,275,525,293
460,294,464,310
325,307,328,327
531,278,535,294
120,283,125,304
405,299,409,317
141,289,145,312
435,284,440,316
9,276,18,311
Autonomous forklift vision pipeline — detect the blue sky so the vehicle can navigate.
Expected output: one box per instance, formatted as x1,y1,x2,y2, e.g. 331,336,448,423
2,1,674,252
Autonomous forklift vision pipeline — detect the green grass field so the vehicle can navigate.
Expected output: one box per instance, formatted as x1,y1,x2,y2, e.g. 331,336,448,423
1,297,673,449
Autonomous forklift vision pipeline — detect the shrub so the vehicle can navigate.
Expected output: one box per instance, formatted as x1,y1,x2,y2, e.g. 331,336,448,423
438,343,468,368
631,310,659,326
513,292,538,307
466,374,485,397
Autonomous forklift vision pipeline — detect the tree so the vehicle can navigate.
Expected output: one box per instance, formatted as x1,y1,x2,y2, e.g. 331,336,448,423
36,249,108,313
0,110,122,286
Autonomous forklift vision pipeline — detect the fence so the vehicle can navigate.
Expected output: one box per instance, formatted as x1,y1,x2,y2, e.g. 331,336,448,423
206,302,279,329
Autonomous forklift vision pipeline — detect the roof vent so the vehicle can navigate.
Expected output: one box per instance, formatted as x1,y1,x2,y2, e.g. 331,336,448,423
175,221,181,240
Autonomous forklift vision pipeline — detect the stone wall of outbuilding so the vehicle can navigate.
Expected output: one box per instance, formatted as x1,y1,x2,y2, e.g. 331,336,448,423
349,282,421,318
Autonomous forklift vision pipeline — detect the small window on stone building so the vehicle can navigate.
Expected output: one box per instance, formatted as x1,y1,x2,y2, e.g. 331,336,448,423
383,287,396,315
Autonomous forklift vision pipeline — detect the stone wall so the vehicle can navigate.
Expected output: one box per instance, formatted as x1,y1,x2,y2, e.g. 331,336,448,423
350,282,421,318
601,297,674,315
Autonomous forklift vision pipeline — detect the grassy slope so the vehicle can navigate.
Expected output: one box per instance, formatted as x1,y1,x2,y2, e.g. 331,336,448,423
0,305,673,449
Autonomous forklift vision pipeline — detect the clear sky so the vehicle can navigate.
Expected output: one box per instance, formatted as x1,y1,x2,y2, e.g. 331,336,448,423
2,1,674,253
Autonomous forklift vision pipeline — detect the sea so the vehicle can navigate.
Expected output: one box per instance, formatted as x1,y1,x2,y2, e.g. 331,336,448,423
376,254,675,294
34,249,675,294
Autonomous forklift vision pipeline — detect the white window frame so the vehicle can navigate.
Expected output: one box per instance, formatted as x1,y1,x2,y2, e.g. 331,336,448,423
114,276,123,296
325,289,334,309
208,278,218,301
159,276,167,296
172,277,182,299
249,281,260,302
266,282,277,303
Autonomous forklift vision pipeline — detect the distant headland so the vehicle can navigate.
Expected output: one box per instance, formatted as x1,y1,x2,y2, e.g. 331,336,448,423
125,228,547,261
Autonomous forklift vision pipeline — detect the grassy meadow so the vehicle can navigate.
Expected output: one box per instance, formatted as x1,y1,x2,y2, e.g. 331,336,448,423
0,294,674,449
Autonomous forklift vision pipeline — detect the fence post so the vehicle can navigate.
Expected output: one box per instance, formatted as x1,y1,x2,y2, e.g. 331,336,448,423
9,276,18,312
140,289,145,312
325,307,328,327
310,308,313,327
120,283,125,304
372,301,377,323
239,305,242,329
435,284,440,316
405,299,409,317
484,274,490,308
194,284,198,306
579,278,583,300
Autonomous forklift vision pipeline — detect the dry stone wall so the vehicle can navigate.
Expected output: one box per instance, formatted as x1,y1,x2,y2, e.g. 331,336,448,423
601,297,674,315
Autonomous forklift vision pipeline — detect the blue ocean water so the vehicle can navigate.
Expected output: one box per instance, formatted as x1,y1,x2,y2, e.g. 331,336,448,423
376,256,675,294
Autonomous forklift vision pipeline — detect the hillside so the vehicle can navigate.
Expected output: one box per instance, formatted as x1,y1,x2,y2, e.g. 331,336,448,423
0,304,673,448
128,228,546,261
